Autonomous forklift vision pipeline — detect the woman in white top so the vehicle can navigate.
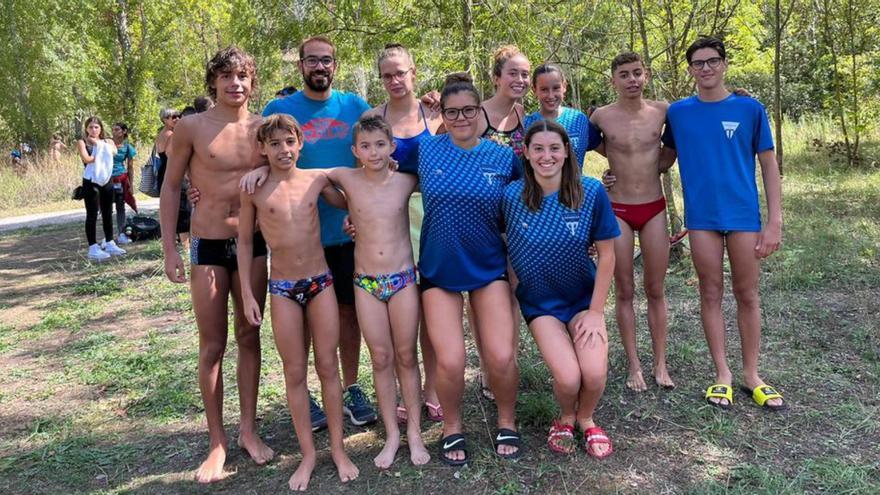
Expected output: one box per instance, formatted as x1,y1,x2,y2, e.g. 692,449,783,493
76,116,125,260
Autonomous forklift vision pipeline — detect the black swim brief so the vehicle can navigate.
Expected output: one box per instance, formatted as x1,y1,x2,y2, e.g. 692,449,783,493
190,231,268,272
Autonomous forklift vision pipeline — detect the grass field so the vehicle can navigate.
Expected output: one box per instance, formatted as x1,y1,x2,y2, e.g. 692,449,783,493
0,125,878,494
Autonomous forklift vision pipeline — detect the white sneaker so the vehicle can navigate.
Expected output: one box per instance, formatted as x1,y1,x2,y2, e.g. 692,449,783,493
117,233,132,244
103,240,126,256
88,244,111,261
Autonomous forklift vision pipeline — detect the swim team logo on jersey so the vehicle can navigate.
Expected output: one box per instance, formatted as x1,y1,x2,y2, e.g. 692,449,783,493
301,118,350,144
480,165,501,185
722,121,740,139
562,211,580,236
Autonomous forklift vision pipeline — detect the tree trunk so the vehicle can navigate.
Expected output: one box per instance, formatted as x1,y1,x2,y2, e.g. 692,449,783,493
461,0,475,73
6,0,34,144
637,0,683,255
115,0,135,122
846,0,860,160
822,0,853,165
774,0,785,175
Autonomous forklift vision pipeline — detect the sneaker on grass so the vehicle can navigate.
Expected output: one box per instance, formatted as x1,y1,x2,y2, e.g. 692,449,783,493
309,393,328,432
103,240,126,256
87,244,111,261
343,384,377,426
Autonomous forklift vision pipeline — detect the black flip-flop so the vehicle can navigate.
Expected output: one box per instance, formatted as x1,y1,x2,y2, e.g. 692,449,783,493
493,428,523,460
439,433,468,466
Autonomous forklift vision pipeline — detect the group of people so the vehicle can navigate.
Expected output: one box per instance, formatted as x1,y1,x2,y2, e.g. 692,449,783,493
154,33,784,490
76,118,137,260
77,96,215,260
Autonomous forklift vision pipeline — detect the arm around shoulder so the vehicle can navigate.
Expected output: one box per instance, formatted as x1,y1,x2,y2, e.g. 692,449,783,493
319,173,348,210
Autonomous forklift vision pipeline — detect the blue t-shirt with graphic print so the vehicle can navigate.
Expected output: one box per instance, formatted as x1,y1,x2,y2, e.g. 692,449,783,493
503,176,620,323
662,94,774,232
263,90,371,246
523,107,601,167
416,134,521,291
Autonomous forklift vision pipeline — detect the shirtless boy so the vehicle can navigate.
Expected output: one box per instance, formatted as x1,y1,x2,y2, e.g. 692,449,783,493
238,114,359,490
326,116,430,469
590,52,675,392
160,46,274,483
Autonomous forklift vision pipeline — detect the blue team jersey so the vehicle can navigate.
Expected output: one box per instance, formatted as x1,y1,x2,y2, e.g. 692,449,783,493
263,90,371,246
416,135,522,291
111,142,137,177
503,176,620,323
662,94,774,232
523,107,601,167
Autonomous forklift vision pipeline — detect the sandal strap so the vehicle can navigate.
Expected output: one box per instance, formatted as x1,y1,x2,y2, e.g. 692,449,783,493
584,427,611,444
494,428,522,447
440,433,467,453
705,383,733,401
549,423,574,439
753,385,783,405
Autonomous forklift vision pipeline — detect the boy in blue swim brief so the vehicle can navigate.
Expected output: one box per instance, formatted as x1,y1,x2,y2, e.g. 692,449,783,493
238,114,359,489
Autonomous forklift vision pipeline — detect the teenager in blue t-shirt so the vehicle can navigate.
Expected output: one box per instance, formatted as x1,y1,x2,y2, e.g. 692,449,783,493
503,119,618,458
523,64,601,166
110,122,137,244
661,37,786,412
416,73,523,466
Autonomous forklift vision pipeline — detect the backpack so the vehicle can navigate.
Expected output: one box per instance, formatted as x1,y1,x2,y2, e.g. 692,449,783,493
138,145,161,197
125,215,161,241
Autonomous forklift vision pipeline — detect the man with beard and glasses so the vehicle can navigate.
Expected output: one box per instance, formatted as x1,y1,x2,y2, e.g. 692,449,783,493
259,36,378,430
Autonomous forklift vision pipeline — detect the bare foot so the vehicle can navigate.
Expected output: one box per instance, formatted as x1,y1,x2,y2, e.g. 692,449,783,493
374,433,400,469
626,369,648,392
332,450,359,482
407,430,430,466
238,432,274,465
288,455,316,491
653,365,676,389
194,443,229,484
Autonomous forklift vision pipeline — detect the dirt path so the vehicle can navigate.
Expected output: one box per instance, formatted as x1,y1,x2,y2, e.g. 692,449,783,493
0,198,159,233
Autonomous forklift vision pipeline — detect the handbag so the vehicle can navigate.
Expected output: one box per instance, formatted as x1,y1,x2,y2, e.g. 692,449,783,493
71,185,84,200
138,145,160,197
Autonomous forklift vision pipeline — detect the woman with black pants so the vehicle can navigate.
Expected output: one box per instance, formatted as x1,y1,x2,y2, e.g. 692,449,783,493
76,116,126,261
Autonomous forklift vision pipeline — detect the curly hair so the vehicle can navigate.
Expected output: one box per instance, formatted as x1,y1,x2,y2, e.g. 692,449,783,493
204,46,258,100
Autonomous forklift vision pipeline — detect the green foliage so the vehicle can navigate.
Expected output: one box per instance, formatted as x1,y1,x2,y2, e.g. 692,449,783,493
1,0,880,164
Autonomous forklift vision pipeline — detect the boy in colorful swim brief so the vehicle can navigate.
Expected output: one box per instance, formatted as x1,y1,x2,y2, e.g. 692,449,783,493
325,115,430,469
237,114,359,490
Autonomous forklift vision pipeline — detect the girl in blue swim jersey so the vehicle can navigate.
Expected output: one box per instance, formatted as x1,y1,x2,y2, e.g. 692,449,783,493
416,72,523,466
523,63,602,167
502,120,619,458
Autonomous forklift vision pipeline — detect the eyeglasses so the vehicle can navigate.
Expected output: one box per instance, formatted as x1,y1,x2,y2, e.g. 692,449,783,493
442,105,480,121
689,57,724,70
303,56,335,68
171,115,181,120
380,68,413,83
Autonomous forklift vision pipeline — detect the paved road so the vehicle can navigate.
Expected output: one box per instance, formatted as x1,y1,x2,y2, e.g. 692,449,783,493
0,198,160,233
